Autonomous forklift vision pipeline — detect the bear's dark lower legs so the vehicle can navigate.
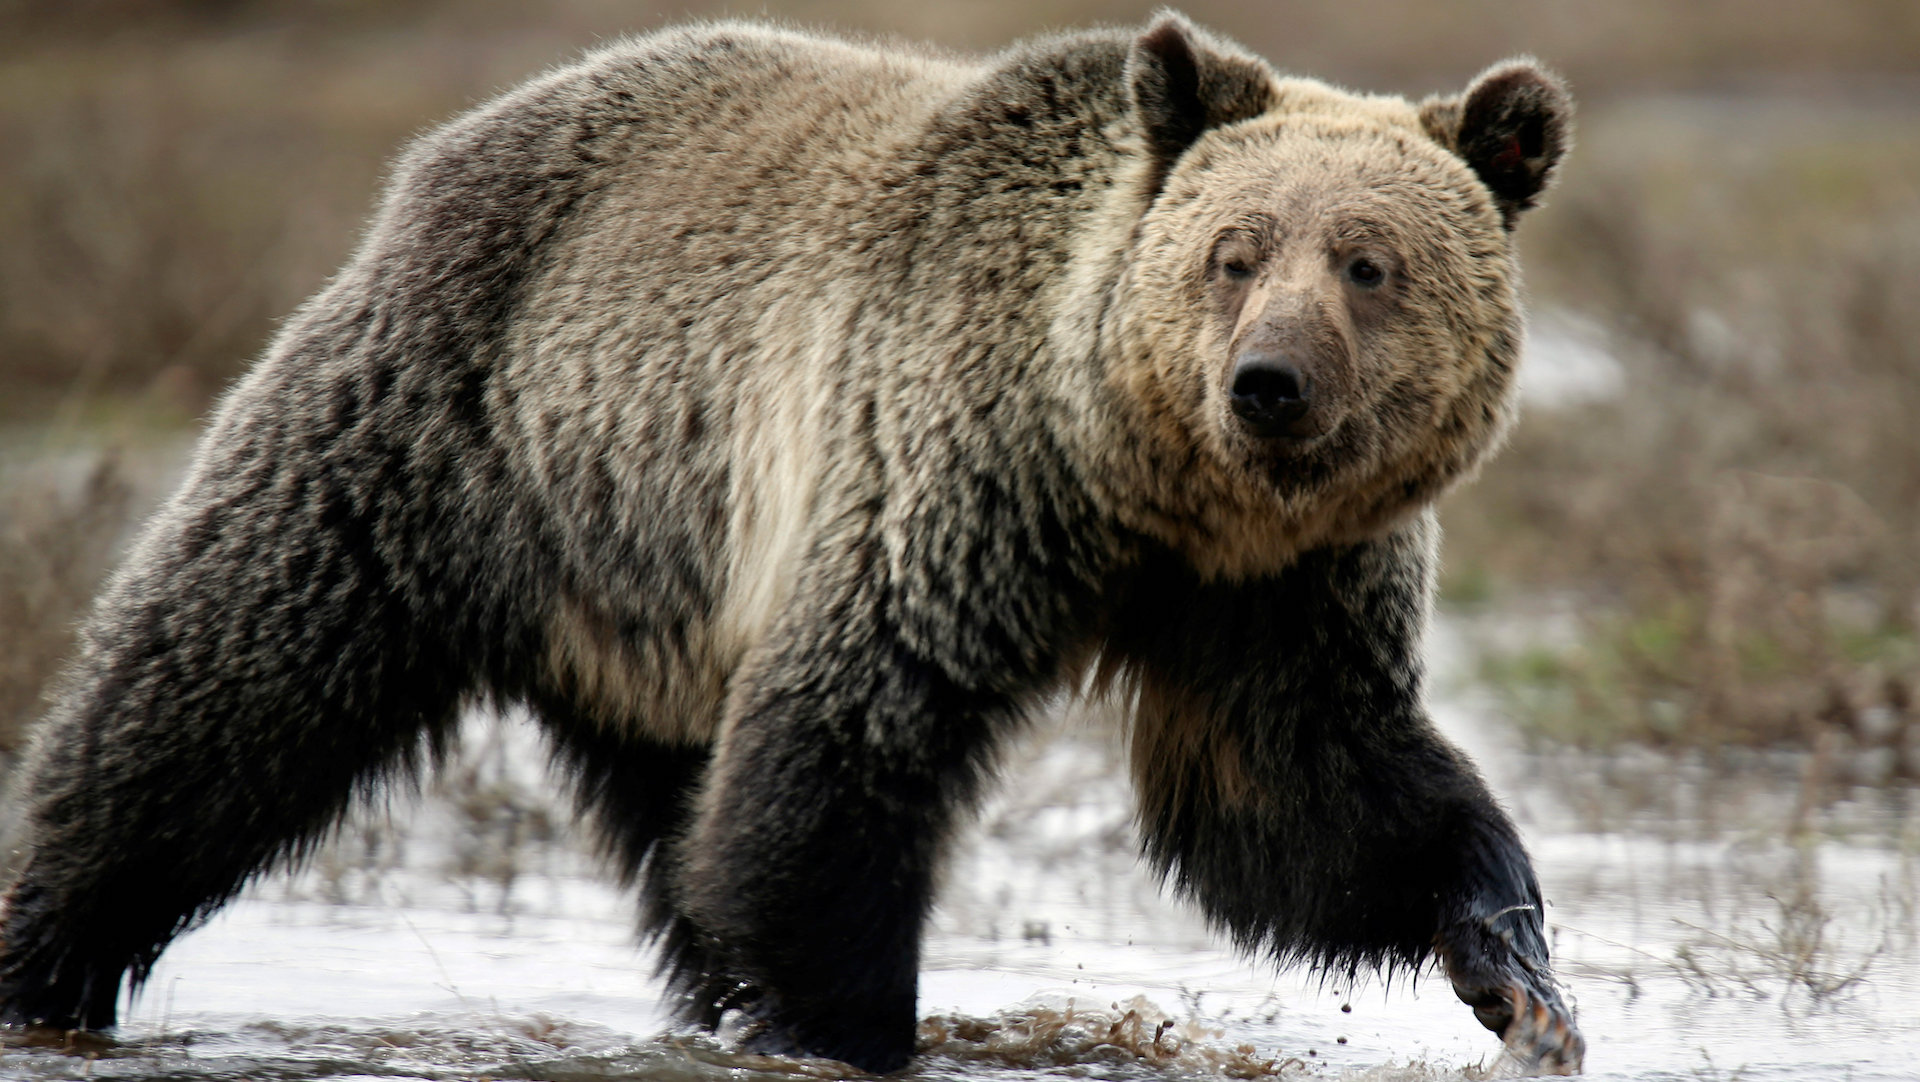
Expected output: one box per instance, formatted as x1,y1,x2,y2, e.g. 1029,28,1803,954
1430,818,1583,1074
676,727,943,1070
0,526,463,1031
670,633,1014,1073
1138,705,1583,1072
0,685,459,1031
1130,704,1580,1072
1108,522,1583,1074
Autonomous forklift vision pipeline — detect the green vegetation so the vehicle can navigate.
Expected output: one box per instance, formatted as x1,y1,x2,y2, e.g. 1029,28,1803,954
1483,610,1917,753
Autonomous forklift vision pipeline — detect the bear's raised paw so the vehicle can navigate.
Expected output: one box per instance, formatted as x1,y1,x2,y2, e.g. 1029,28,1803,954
1451,975,1584,1076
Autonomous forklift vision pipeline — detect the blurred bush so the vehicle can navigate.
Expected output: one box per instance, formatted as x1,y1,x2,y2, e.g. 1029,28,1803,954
0,454,135,772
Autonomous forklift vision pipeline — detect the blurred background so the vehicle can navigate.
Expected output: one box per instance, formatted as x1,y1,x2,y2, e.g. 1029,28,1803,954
2,0,1917,810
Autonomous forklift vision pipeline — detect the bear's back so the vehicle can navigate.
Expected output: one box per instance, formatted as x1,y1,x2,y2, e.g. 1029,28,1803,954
575,24,975,216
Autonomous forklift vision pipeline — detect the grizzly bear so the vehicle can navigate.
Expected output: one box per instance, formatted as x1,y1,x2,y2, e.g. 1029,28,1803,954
0,12,1581,1075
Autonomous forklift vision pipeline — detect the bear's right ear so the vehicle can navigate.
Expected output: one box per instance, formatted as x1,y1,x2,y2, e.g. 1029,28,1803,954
1421,60,1573,228
1126,13,1277,174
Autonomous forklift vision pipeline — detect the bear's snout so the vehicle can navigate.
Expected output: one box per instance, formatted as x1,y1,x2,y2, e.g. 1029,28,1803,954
1229,354,1315,440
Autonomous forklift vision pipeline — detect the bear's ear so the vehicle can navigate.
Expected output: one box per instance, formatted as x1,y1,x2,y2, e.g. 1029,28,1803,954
1126,12,1277,174
1420,59,1572,228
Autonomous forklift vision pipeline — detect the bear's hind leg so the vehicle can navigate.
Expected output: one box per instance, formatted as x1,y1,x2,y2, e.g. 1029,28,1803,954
0,493,467,1032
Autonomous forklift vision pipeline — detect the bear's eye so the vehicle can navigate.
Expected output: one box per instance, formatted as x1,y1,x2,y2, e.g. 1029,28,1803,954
1346,258,1385,288
1211,234,1260,284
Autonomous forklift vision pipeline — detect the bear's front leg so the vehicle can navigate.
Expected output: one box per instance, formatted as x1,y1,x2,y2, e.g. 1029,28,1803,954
666,540,1050,1073
1433,860,1583,1076
1105,512,1584,1075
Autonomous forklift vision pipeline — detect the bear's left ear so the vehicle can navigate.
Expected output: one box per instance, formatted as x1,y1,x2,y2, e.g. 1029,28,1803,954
1127,13,1277,180
1420,60,1572,228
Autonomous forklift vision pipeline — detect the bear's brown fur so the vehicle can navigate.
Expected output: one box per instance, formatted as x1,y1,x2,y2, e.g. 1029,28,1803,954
0,13,1578,1074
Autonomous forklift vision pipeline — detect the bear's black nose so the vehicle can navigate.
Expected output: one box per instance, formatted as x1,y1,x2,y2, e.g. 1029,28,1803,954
1229,357,1312,438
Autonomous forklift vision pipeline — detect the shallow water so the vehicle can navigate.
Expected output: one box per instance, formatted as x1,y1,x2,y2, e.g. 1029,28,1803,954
4,630,1917,1081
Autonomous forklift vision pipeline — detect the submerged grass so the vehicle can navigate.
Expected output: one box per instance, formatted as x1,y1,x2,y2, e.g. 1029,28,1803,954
1569,841,1912,1010
1666,853,1885,1003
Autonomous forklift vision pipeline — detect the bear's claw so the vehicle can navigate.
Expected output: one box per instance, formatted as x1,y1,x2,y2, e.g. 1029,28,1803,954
1450,976,1584,1075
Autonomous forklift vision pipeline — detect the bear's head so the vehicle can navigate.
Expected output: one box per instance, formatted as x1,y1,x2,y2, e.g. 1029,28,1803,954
1098,15,1570,579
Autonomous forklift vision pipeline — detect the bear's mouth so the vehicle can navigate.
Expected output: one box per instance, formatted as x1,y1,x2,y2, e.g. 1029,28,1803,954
1245,420,1332,451
1249,421,1351,493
